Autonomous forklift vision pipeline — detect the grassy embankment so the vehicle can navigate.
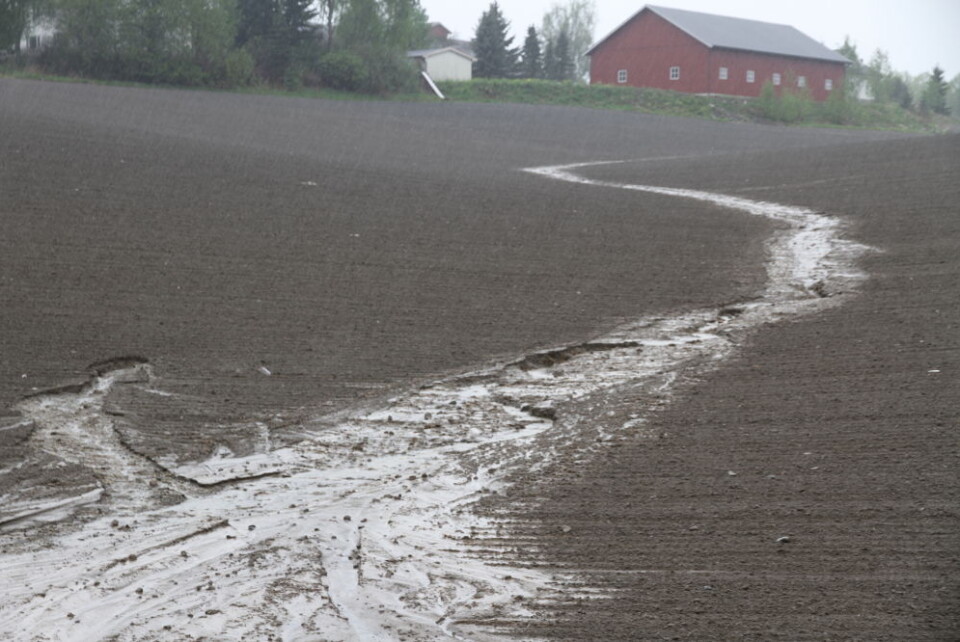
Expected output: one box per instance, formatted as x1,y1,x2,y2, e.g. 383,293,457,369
436,78,952,132
1,61,951,131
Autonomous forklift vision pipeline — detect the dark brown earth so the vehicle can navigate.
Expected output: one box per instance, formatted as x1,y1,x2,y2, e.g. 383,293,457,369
1,78,957,638
482,136,960,640
0,79,897,452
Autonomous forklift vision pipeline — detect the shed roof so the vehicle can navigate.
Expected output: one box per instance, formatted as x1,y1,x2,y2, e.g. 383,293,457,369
407,46,476,62
588,5,849,64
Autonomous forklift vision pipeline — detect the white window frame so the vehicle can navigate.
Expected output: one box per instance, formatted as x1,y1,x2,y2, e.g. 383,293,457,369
718,66,728,80
772,73,781,86
797,75,807,88
746,69,755,83
669,66,680,81
825,78,833,91
617,69,628,84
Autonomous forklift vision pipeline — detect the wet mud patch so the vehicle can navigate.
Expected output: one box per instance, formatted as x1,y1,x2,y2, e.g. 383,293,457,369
0,416,102,532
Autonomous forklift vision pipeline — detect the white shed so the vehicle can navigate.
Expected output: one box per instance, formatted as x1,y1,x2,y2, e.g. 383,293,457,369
407,47,475,82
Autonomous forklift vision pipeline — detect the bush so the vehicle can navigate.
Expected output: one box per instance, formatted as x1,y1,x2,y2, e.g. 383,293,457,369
819,87,856,125
779,87,813,123
356,48,419,94
222,48,255,87
754,81,813,123
316,47,418,94
283,63,305,91
315,51,369,91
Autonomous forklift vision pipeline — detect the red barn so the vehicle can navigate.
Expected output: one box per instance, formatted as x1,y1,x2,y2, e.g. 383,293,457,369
587,5,849,102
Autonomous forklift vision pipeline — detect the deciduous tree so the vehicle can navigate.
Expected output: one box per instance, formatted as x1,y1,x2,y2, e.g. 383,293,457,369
540,0,594,81
836,36,864,96
44,0,240,85
865,48,893,103
316,0,340,50
0,0,28,52
327,0,426,92
947,73,960,117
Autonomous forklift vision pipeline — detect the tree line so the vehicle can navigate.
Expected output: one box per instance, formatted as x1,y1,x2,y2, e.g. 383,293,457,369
4,0,954,114
1,0,431,92
838,38,953,116
2,0,599,90
473,0,595,82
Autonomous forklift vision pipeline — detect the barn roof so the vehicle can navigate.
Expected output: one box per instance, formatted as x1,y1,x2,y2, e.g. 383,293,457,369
587,5,850,64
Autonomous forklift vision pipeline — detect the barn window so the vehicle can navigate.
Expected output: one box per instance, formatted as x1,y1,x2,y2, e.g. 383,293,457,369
669,66,680,80
746,70,755,83
825,78,833,91
617,69,628,83
772,73,781,86
719,67,728,80
797,76,807,88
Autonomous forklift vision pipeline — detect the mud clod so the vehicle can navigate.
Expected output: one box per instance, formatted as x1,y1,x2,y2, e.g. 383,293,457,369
87,356,150,376
521,403,557,421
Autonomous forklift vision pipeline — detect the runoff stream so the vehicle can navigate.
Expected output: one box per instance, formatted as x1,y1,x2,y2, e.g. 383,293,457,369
0,160,870,641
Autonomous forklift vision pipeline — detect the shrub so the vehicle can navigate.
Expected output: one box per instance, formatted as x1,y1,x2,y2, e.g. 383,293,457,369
315,51,369,91
283,63,304,91
222,48,255,87
754,81,813,123
819,87,856,125
778,87,813,123
357,48,419,94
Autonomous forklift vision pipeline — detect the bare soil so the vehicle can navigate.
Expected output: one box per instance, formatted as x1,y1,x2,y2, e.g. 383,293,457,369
1,78,956,639
480,135,960,640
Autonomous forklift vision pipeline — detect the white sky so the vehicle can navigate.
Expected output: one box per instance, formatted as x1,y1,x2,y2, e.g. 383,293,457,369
418,0,960,78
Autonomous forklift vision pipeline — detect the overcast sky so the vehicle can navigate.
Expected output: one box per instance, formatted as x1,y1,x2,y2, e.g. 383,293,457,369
417,0,960,78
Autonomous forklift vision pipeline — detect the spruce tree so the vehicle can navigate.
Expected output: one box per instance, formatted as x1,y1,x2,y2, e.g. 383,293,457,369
520,26,542,78
473,2,517,78
921,65,950,115
555,28,572,81
236,0,275,47
542,38,556,80
542,27,573,81
235,0,317,83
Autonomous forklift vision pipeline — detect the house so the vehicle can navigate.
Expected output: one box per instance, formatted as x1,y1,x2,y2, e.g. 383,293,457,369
425,22,474,59
428,23,452,44
586,5,849,102
407,47,476,82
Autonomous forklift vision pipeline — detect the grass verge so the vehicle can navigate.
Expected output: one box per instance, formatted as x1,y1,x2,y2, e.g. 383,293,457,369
436,78,953,132
2,62,952,132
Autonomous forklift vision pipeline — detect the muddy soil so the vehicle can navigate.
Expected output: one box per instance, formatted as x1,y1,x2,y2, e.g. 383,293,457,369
480,135,960,640
1,79,955,639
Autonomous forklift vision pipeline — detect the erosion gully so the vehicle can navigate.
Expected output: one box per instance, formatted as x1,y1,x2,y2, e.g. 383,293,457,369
0,161,870,641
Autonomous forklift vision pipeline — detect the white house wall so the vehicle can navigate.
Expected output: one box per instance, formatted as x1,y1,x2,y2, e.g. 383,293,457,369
425,53,472,82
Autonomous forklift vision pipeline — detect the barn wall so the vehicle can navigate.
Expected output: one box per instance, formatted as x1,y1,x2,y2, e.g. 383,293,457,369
588,10,711,93
589,9,846,102
708,50,845,101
